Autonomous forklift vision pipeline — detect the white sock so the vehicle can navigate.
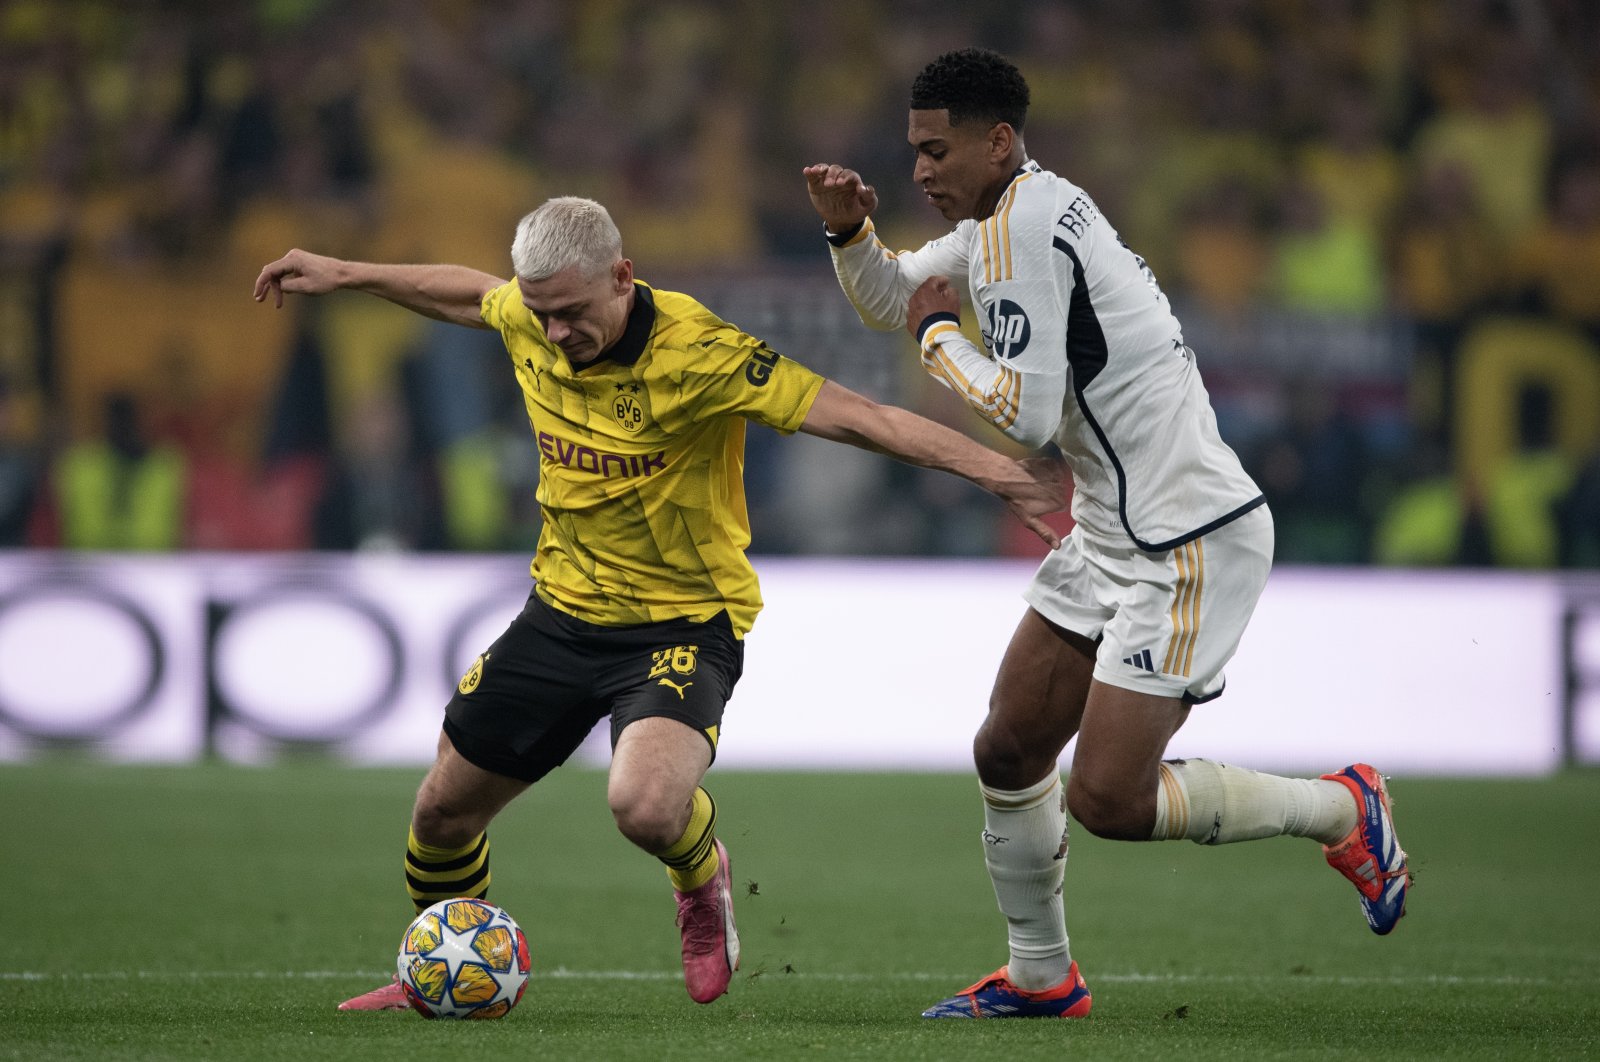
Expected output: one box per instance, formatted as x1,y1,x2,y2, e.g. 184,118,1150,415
980,774,1071,991
1153,758,1357,846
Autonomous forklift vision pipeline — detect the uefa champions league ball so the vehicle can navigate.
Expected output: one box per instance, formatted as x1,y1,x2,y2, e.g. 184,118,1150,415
396,898,531,1019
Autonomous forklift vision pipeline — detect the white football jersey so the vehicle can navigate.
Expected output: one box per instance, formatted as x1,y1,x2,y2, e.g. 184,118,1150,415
829,159,1264,551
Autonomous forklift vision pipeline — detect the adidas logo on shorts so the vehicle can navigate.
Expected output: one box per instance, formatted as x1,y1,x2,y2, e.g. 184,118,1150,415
1121,648,1155,672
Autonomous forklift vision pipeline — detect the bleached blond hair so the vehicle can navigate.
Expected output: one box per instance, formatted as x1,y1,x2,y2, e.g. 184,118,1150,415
510,196,623,281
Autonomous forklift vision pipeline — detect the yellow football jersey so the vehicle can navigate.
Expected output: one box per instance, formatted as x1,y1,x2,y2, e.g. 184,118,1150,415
481,280,824,636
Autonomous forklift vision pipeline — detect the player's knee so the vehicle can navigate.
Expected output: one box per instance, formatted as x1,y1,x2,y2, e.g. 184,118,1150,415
973,717,1053,790
1066,774,1152,840
410,793,485,850
608,788,683,852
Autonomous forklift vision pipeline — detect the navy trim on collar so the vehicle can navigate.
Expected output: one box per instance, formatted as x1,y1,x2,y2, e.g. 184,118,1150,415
587,282,655,369
1010,159,1042,183
979,161,1038,221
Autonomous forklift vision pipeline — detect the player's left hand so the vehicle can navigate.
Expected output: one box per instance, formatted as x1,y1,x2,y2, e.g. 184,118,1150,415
999,455,1070,550
252,248,344,308
803,163,878,232
906,276,960,337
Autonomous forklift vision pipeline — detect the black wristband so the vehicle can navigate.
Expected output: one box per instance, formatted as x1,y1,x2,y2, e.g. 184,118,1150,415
914,311,960,344
825,220,866,247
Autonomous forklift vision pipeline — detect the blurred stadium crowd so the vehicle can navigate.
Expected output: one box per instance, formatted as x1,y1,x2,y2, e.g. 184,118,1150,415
1,0,1598,565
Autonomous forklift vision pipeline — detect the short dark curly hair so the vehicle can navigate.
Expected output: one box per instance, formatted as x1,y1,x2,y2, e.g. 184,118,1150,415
910,48,1030,131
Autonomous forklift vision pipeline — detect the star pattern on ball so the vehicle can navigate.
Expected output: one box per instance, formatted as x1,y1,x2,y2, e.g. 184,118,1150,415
399,899,530,1018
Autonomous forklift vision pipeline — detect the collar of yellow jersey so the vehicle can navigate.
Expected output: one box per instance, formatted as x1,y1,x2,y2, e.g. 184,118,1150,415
586,281,656,370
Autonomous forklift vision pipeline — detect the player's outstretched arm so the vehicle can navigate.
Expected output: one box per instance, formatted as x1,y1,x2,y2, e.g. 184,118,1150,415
803,163,878,234
798,380,1068,549
252,249,505,329
807,163,967,334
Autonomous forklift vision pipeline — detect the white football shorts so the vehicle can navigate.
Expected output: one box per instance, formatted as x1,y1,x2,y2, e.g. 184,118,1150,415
1022,505,1274,703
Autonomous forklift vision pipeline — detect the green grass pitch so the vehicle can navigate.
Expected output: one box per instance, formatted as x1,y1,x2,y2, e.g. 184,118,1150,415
2,761,1596,1060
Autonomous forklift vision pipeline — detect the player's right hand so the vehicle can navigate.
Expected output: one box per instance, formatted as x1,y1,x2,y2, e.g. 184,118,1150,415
252,248,343,308
1003,455,1070,550
906,276,961,337
803,164,878,234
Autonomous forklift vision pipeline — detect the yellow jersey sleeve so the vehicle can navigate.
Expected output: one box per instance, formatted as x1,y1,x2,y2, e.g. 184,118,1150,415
480,281,522,333
477,280,826,636
674,328,825,435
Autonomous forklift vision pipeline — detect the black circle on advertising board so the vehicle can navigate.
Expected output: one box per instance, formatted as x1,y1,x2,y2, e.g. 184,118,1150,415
0,581,165,741
441,588,530,693
209,583,404,743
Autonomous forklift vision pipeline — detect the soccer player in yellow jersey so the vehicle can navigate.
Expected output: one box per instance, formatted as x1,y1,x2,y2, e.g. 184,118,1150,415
253,196,1067,1010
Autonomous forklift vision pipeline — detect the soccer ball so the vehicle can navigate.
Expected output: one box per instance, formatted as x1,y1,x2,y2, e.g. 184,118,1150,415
396,898,531,1019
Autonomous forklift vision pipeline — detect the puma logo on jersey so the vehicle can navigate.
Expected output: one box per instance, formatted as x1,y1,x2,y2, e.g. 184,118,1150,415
658,678,694,700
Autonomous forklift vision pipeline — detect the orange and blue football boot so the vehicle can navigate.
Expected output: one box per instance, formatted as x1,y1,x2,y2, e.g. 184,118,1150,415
921,963,1092,1019
1321,763,1411,935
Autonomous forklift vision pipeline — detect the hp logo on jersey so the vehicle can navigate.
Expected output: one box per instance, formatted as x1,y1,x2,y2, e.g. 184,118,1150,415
982,299,1031,359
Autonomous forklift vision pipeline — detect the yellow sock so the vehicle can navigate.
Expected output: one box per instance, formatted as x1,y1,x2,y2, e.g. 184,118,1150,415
656,787,719,892
405,828,490,912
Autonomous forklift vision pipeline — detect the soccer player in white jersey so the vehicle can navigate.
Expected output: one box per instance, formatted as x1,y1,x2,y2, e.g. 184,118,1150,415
804,48,1410,1019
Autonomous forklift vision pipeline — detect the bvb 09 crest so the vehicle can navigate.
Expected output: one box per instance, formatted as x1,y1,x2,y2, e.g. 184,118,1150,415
458,653,487,695
613,393,645,433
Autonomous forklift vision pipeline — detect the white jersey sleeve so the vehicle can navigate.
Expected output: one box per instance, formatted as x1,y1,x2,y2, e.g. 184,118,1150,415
831,161,1265,552
912,170,1069,449
826,217,970,332
829,211,1064,448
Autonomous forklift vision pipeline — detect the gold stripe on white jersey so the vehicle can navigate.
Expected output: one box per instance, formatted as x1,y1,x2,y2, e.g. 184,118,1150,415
919,335,1022,430
980,175,1031,285
921,321,964,347
1183,539,1205,676
1157,762,1189,838
1162,540,1205,677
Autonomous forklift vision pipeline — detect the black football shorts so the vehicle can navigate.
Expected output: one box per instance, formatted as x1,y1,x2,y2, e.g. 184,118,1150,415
442,589,744,783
